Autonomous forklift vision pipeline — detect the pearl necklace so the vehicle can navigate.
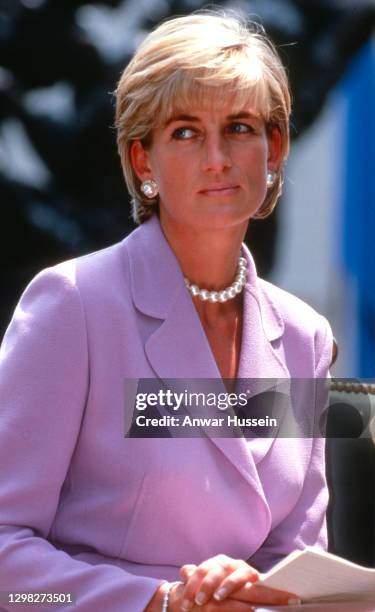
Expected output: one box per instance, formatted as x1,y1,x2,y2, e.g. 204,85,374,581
184,255,248,303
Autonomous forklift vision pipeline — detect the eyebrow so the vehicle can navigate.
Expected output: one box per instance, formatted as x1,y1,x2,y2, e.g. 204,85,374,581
163,111,260,128
227,111,260,121
163,114,200,127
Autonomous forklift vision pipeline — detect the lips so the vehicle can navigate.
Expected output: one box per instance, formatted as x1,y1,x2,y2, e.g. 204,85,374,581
198,185,239,196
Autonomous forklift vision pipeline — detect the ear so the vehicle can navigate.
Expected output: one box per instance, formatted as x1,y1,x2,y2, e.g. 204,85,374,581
130,140,153,182
267,127,283,172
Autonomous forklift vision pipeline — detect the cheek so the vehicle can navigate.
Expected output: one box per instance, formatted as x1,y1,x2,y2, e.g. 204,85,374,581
156,171,190,216
249,142,269,169
152,155,185,187
240,148,268,206
235,141,268,173
159,174,184,200
154,156,196,198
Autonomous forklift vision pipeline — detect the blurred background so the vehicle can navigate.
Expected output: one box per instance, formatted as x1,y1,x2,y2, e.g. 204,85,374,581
0,0,374,378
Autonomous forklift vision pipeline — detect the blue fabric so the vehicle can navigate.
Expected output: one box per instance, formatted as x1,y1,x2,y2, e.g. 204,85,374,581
341,42,375,377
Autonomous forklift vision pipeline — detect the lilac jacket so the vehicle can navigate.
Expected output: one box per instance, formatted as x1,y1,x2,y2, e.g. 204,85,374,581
0,216,333,611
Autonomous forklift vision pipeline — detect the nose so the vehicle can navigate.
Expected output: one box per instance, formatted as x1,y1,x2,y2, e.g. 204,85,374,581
201,133,232,173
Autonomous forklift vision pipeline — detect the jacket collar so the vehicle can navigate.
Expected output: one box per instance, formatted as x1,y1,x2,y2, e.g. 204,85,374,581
126,215,284,342
126,215,185,321
125,214,289,411
125,216,289,539
244,243,285,343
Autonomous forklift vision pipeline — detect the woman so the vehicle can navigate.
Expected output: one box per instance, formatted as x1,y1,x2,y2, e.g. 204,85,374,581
0,11,333,612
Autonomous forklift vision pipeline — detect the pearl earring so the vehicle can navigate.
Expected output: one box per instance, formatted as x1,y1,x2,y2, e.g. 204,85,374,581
266,171,276,188
141,179,159,199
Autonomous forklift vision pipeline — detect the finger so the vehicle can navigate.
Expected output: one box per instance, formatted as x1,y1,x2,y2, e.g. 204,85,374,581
180,564,198,582
191,600,257,612
181,555,236,612
212,566,259,601
198,564,258,605
187,561,256,607
231,582,301,606
181,557,257,609
191,565,230,606
180,562,228,610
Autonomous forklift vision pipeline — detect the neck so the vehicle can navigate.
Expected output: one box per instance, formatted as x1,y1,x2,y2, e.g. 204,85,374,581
159,214,249,320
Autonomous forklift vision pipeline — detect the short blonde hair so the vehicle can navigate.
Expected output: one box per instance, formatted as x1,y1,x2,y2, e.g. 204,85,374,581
115,11,291,224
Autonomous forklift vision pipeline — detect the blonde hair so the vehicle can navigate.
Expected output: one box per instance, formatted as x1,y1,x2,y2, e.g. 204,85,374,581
115,10,291,224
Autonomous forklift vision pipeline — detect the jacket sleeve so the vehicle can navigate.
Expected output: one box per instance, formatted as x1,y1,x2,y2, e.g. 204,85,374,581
0,267,162,612
248,316,334,573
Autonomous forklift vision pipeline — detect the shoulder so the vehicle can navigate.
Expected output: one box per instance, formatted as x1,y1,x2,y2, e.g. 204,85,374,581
56,238,129,289
257,278,334,375
258,278,325,328
4,238,132,344
22,238,129,303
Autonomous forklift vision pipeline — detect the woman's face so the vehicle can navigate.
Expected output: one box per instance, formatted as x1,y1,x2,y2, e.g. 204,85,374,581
131,102,282,232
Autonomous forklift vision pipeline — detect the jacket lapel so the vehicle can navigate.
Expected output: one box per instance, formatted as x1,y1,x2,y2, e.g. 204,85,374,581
126,216,220,379
125,217,288,507
235,245,291,464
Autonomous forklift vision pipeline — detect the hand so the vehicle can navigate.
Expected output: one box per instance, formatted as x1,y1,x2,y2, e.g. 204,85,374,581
144,578,258,612
178,554,258,610
178,555,300,610
168,582,256,611
228,582,301,606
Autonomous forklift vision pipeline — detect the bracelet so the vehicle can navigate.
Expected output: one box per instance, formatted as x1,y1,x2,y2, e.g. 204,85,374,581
162,581,182,612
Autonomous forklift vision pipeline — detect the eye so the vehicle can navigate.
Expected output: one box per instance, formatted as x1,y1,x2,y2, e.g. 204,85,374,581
171,126,196,140
228,122,253,134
